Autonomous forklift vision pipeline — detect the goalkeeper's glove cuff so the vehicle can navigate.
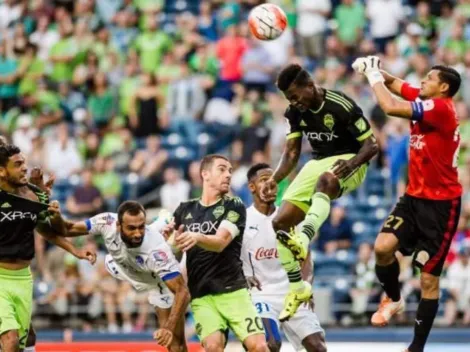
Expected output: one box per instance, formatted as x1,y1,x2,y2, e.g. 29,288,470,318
366,70,385,87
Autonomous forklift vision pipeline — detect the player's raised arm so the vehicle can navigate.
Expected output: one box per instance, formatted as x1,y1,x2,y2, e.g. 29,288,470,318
176,198,246,253
354,57,461,126
380,70,405,97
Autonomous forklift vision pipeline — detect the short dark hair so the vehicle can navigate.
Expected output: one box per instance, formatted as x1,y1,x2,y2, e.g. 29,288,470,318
247,163,271,182
200,154,229,176
277,64,311,91
117,201,146,224
431,65,461,97
0,144,21,167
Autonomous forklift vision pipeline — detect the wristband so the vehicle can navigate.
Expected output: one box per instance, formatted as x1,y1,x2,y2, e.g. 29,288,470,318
366,70,385,87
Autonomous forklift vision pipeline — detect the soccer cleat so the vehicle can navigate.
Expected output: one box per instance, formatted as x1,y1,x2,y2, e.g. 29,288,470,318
276,229,308,261
371,295,405,327
279,281,313,322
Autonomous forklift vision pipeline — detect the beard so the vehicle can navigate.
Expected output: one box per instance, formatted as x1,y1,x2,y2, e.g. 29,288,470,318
120,232,143,248
5,174,27,188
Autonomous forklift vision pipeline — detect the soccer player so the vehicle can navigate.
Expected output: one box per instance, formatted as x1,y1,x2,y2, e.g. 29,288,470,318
59,201,190,351
0,144,95,352
168,154,268,352
262,64,378,320
353,56,462,352
241,163,327,352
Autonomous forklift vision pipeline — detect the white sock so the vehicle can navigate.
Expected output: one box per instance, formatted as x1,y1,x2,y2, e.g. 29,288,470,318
25,347,36,352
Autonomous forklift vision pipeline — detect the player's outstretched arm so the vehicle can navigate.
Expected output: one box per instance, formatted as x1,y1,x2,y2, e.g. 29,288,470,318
155,274,190,347
36,229,97,264
353,56,415,119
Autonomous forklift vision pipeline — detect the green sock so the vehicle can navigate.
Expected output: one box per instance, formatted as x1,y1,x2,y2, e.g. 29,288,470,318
277,241,303,291
301,192,331,249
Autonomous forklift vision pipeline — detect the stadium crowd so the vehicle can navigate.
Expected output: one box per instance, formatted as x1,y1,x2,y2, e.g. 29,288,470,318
0,0,469,335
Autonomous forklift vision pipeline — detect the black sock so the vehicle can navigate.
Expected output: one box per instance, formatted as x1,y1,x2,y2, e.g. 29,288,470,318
375,260,401,302
408,298,439,352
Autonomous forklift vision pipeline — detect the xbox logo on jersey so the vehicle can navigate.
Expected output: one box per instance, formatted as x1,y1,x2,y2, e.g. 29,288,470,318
306,131,338,142
186,221,218,234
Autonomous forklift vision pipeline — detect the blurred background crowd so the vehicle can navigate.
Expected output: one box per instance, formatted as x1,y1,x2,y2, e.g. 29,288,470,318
0,0,470,337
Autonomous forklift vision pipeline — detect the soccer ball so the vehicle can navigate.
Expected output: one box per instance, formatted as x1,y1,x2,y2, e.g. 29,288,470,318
248,4,287,41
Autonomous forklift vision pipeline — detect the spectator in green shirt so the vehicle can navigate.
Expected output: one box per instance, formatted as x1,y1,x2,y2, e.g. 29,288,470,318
119,58,140,117
132,16,172,73
445,24,469,60
49,19,78,82
87,72,116,129
18,43,45,96
92,156,122,210
334,0,366,48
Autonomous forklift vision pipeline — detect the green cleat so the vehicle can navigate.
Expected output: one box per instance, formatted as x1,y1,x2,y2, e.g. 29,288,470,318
276,229,308,261
279,281,313,322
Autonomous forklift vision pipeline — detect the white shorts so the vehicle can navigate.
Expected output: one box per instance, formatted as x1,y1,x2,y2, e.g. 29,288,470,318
251,293,324,351
104,254,174,309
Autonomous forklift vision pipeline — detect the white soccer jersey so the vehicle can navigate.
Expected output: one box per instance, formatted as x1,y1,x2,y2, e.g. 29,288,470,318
241,206,324,351
241,205,289,296
85,212,180,293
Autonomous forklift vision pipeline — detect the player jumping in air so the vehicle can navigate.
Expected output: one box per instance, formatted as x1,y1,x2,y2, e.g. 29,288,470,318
0,144,95,352
56,201,190,351
241,163,327,352
262,64,378,321
353,57,462,352
166,154,268,352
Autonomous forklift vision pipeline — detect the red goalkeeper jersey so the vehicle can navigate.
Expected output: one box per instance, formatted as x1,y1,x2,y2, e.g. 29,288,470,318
401,82,462,200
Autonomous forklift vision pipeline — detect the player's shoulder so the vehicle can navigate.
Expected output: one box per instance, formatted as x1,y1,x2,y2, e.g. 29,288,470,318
324,89,357,113
89,212,117,228
222,195,246,208
284,104,302,119
175,198,198,213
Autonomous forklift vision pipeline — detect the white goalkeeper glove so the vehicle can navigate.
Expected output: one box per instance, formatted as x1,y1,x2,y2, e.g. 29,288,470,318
352,55,384,86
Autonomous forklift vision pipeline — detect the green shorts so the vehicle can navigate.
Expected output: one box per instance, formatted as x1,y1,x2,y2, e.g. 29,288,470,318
0,266,33,349
191,288,264,343
283,153,368,213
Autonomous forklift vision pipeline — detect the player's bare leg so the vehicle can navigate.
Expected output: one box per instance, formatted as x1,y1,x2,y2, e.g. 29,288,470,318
243,333,269,352
0,330,20,352
302,331,327,352
261,318,281,352
202,331,226,352
372,232,405,326
155,307,187,352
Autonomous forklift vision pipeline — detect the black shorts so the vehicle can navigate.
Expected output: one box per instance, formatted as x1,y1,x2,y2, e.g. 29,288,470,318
380,194,461,277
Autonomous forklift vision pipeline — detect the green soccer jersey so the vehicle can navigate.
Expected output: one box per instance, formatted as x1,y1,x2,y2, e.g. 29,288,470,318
284,89,373,160
173,195,247,299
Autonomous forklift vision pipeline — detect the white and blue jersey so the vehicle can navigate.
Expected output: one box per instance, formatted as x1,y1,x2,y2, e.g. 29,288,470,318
85,212,180,308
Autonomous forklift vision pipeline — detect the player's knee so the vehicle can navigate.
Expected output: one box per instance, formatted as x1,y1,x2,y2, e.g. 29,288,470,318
272,216,288,233
248,341,269,352
203,341,224,352
267,340,281,352
1,330,20,352
315,172,340,198
421,273,440,295
303,333,327,352
374,234,397,263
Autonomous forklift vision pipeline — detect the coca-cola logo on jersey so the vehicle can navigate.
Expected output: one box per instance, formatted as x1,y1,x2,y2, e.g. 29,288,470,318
255,247,278,260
